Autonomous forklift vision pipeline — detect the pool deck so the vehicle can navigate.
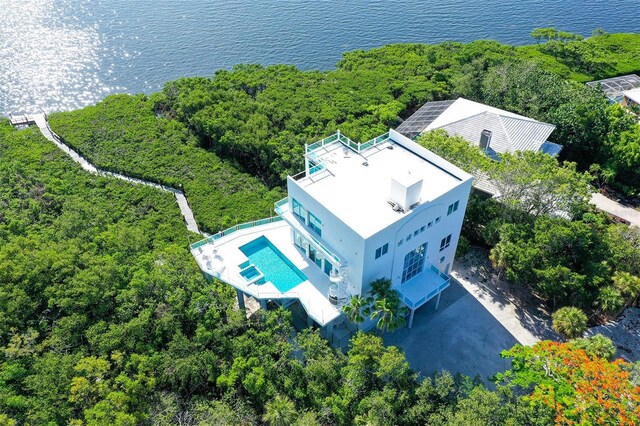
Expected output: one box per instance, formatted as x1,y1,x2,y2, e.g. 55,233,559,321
191,221,341,326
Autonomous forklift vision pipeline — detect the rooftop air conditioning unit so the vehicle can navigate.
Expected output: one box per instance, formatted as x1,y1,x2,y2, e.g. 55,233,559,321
389,171,422,212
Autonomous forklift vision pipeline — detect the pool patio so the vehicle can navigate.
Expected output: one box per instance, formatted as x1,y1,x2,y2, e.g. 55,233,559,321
191,220,342,326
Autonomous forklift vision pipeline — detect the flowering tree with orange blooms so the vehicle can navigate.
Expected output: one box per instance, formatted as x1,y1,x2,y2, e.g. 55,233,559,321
497,341,640,425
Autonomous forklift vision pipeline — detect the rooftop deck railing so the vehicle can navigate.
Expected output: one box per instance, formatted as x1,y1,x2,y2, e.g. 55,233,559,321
358,132,390,152
305,133,340,153
190,216,283,250
306,131,390,155
294,131,390,182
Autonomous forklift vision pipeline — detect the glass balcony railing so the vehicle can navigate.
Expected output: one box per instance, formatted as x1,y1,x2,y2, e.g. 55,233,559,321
294,132,391,183
190,216,283,250
306,131,390,156
274,197,342,265
395,264,450,310
274,197,289,215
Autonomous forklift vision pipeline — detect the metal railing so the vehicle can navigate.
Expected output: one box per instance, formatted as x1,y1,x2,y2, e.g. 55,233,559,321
190,216,283,250
306,133,340,153
396,265,450,310
306,131,390,156
358,132,390,152
293,131,391,183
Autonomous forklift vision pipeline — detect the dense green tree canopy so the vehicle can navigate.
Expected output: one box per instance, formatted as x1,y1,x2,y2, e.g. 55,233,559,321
4,30,640,424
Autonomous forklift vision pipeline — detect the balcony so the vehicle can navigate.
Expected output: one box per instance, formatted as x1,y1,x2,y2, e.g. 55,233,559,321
394,264,450,311
274,197,342,266
190,219,342,326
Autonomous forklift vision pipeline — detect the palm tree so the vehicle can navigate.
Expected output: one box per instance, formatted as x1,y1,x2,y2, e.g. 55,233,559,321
573,334,616,360
370,293,408,335
613,271,640,308
342,295,368,324
263,395,297,426
552,306,588,340
597,286,624,317
369,278,393,299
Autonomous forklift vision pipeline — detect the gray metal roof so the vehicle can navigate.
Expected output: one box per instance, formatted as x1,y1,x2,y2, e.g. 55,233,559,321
586,74,640,102
473,173,499,196
437,111,556,155
396,99,455,139
397,98,560,160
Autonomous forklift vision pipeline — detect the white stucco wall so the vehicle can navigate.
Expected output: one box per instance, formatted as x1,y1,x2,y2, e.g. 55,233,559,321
287,177,366,295
361,179,472,294
285,129,473,300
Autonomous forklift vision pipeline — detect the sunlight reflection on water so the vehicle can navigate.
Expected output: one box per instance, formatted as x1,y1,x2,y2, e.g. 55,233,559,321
0,0,638,116
0,0,124,115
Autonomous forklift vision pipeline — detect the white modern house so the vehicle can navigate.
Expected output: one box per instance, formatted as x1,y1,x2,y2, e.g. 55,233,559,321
397,98,562,195
190,129,472,345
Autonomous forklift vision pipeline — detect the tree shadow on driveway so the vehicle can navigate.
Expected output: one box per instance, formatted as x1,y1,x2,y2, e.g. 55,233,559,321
384,280,518,385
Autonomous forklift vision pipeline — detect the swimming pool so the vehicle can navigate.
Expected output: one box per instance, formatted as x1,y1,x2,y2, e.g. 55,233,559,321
239,264,264,284
239,236,307,292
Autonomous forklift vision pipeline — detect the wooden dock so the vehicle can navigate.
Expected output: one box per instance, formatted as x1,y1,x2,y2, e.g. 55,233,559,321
9,114,38,126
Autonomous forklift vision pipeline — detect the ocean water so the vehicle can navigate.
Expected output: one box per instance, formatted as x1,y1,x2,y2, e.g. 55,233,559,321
0,0,638,116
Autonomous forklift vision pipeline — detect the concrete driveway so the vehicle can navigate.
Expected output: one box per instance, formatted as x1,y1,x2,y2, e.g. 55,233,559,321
384,280,518,384
590,193,640,227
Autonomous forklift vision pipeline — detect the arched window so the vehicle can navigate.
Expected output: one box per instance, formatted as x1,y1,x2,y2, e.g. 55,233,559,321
401,243,426,283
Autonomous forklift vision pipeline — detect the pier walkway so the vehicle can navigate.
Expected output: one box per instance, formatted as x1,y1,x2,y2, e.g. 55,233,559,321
17,113,202,235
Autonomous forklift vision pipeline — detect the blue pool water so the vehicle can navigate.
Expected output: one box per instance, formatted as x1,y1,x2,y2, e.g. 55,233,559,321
239,236,307,292
239,265,262,282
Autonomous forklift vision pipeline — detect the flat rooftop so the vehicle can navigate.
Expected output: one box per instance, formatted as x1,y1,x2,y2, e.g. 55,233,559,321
294,131,469,238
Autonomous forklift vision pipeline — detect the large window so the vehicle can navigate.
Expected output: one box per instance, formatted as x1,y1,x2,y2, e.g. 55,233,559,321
293,230,332,276
308,211,322,236
447,201,459,215
375,243,389,259
293,231,307,252
440,234,452,251
292,198,306,223
402,243,426,283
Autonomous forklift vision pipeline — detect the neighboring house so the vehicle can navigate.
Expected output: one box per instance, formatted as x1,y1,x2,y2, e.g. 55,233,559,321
622,87,640,109
396,97,561,195
190,129,473,346
586,74,640,104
